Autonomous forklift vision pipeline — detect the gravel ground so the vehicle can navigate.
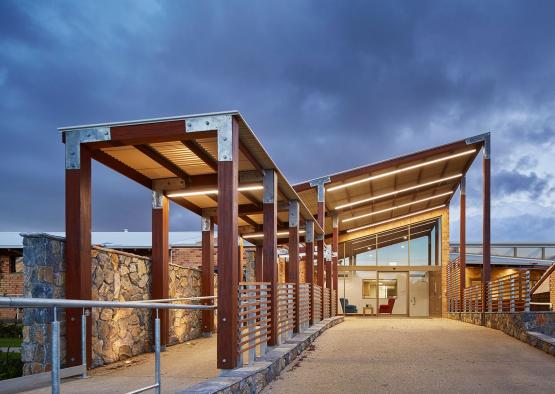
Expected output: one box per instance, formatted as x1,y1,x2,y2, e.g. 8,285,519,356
263,317,555,394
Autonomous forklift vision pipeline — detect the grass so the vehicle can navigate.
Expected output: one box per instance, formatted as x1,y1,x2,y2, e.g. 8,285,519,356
0,338,21,348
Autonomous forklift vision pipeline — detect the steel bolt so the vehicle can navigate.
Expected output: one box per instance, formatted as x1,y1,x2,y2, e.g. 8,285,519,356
223,155,227,159
222,317,227,322
222,358,227,363
205,121,210,125
187,123,192,128
223,136,227,141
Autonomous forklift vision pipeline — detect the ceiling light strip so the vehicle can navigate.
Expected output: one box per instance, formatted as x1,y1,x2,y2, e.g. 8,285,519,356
335,173,462,210
346,205,446,233
243,230,306,239
167,185,263,198
328,149,476,192
342,191,453,223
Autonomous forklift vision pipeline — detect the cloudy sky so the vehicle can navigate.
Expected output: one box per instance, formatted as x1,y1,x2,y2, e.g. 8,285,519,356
1,0,555,242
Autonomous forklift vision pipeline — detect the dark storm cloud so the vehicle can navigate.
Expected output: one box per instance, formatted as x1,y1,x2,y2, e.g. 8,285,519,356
493,170,551,199
2,0,555,239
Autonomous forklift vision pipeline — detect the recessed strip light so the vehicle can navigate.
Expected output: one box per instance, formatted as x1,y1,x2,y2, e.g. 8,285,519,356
328,149,476,192
346,205,446,233
167,185,263,198
335,174,462,210
342,191,453,223
243,230,306,239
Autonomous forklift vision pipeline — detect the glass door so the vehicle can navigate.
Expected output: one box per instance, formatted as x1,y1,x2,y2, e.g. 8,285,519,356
377,271,408,316
409,271,429,317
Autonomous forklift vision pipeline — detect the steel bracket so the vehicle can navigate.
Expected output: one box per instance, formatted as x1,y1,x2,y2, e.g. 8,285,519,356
309,176,331,202
289,200,299,227
152,190,164,209
186,114,233,161
201,216,211,231
263,169,277,204
465,132,491,159
305,220,314,243
65,127,111,169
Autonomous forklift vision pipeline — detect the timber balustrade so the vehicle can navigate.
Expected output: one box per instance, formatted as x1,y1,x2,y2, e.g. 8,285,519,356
298,283,311,331
463,284,483,312
331,289,337,316
323,288,331,319
450,269,532,313
277,283,296,342
313,285,322,322
447,258,461,312
486,271,530,312
237,282,271,366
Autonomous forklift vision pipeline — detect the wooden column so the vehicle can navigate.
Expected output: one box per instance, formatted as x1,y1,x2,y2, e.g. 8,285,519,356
262,169,278,346
152,191,169,347
217,116,240,369
316,184,326,315
255,244,263,282
482,138,491,312
201,215,215,335
305,220,315,325
332,215,339,316
238,237,244,282
287,200,300,333
460,176,466,309
65,145,92,367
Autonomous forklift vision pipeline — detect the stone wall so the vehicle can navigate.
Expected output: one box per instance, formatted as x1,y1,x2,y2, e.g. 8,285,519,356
21,233,66,375
448,311,555,356
90,247,152,367
168,263,203,344
21,233,208,374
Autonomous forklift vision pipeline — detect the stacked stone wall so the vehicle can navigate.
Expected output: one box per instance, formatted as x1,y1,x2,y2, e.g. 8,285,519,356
168,263,203,344
21,233,208,374
90,247,152,367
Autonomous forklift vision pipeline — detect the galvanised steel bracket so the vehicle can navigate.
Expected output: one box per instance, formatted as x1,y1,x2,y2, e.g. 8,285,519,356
185,114,233,161
263,169,277,204
465,132,491,159
289,200,299,227
152,190,164,209
65,127,111,169
305,220,314,243
309,176,331,202
201,215,211,231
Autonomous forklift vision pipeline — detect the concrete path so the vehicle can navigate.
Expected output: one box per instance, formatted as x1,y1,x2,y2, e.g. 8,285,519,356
23,335,218,394
263,317,555,394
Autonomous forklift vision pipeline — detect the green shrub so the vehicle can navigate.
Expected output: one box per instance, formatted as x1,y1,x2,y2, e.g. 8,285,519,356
0,323,22,339
0,351,23,380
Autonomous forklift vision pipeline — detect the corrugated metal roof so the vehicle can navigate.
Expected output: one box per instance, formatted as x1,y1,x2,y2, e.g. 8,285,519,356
0,232,254,249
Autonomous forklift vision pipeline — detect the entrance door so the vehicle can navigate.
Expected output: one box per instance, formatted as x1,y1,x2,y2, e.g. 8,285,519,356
409,271,429,317
377,271,408,315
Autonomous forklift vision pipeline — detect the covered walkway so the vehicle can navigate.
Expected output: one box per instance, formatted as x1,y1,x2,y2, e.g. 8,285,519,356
264,317,555,394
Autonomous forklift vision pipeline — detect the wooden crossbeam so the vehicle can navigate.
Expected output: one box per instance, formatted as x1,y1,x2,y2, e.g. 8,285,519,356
134,144,191,182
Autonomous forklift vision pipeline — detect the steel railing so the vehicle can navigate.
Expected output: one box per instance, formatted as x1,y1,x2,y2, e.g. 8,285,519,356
0,296,216,394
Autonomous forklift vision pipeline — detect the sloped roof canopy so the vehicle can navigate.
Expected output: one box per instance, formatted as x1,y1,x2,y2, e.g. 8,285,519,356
295,135,486,236
60,111,324,241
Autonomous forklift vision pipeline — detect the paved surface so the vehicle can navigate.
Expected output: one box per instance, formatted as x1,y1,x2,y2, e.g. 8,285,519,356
23,335,218,394
263,317,555,394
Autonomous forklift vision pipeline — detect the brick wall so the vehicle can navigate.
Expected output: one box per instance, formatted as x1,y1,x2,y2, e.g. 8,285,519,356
551,271,555,310
0,254,24,320
170,246,251,269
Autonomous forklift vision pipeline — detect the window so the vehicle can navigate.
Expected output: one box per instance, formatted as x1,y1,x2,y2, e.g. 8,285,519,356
362,279,397,299
9,256,16,273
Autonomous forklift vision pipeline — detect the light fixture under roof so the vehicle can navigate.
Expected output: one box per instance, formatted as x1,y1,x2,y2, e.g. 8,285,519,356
335,174,462,210
243,230,306,239
167,184,263,198
328,149,476,192
342,191,453,223
346,205,446,233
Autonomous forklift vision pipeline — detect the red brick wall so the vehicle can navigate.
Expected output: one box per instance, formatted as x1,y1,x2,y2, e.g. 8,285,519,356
170,246,251,270
0,255,24,320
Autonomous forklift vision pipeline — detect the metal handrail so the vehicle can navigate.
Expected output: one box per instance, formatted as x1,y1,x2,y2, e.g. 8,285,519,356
138,295,217,303
0,297,216,394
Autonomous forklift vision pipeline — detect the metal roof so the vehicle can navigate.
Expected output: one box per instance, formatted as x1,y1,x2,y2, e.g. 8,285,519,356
0,232,254,250
449,252,553,267
61,111,323,240
295,135,485,235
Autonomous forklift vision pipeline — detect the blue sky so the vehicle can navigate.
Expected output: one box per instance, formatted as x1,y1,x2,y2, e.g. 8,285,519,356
1,1,555,241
